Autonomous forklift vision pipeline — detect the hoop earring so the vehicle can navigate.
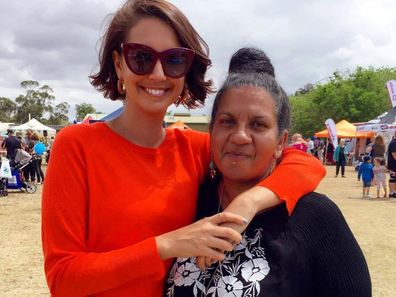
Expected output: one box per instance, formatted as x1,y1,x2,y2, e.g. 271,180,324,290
117,79,126,96
209,160,216,180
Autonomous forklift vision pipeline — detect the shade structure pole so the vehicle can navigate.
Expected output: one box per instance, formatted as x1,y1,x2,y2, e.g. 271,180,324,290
324,137,329,165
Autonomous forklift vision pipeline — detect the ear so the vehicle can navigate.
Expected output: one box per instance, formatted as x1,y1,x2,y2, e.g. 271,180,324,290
274,130,288,159
112,50,124,80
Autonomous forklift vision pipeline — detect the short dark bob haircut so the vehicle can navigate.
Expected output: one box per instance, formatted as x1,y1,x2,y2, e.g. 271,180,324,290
90,0,213,108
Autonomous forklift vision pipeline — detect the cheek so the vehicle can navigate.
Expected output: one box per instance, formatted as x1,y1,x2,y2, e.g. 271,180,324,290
172,77,185,92
255,134,279,158
210,131,226,160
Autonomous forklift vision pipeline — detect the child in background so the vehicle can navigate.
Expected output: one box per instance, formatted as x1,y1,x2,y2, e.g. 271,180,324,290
290,133,308,152
373,157,388,198
358,156,374,198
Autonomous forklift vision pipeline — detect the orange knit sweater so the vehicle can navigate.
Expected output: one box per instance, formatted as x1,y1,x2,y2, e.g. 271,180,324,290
42,123,324,296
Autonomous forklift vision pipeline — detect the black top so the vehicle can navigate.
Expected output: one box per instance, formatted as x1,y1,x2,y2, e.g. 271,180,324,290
338,146,346,162
387,139,396,171
165,178,371,297
1,136,21,161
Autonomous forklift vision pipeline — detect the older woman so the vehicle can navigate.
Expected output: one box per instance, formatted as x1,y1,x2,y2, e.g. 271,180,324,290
165,48,371,296
333,138,348,177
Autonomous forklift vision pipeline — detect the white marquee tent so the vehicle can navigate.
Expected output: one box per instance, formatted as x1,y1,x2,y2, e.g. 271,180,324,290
0,122,11,132
10,118,56,133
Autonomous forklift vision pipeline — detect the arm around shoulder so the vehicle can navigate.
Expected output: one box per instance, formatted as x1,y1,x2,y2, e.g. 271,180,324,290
224,148,325,227
257,148,326,214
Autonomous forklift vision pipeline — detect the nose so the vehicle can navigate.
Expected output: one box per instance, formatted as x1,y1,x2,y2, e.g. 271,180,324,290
148,59,166,81
229,126,252,145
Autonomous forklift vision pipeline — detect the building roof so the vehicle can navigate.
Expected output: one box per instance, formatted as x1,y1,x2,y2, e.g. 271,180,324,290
164,115,209,124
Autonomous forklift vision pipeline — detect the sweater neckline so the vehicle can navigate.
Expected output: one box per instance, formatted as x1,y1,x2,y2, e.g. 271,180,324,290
98,122,177,154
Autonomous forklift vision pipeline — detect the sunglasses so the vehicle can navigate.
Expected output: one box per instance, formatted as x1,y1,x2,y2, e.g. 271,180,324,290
121,43,195,78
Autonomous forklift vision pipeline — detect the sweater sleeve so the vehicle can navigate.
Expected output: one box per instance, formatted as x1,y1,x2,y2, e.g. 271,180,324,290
302,194,372,297
41,127,165,296
258,148,326,215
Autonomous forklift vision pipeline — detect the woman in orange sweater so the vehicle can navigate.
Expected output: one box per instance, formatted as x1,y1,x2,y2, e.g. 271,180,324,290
41,1,325,296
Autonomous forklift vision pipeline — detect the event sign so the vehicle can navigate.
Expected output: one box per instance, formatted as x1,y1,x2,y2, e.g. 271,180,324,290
387,80,396,107
357,123,396,133
325,118,338,148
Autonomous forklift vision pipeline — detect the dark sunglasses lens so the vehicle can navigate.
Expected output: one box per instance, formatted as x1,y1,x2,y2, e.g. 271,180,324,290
127,48,154,75
163,50,191,78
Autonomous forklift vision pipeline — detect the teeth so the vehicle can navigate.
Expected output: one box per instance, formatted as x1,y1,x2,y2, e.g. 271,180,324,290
145,88,165,96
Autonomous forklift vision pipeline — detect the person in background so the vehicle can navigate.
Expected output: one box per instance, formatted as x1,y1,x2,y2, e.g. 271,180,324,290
166,47,371,297
317,139,325,163
373,157,387,198
22,129,36,182
41,1,325,296
1,129,22,162
16,131,23,141
365,138,374,159
326,140,335,164
290,133,308,152
45,136,55,164
31,134,45,184
307,137,315,155
333,138,348,177
358,156,374,198
387,132,396,198
371,135,385,159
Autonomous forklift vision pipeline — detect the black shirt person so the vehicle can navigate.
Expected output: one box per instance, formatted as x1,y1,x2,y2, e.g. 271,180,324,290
1,129,22,161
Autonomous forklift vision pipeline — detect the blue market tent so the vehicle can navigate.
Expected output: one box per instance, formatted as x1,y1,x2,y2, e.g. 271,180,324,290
99,107,123,121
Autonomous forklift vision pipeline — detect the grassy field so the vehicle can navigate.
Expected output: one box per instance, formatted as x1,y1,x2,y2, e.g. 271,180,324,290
0,165,395,296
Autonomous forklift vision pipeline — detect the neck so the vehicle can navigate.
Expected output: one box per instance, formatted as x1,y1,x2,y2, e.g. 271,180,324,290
220,179,257,210
219,161,276,209
108,101,166,148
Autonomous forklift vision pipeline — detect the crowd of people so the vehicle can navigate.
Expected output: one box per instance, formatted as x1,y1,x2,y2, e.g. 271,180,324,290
290,131,396,199
1,128,50,184
355,133,396,199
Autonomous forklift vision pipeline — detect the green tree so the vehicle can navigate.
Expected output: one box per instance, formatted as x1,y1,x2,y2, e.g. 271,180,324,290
290,66,396,137
14,80,55,123
75,103,96,121
47,102,70,125
0,97,17,122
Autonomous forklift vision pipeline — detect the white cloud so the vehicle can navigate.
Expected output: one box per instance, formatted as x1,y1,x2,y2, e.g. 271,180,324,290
0,0,395,120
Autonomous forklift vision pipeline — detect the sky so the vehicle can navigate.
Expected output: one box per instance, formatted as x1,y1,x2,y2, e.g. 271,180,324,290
0,0,395,121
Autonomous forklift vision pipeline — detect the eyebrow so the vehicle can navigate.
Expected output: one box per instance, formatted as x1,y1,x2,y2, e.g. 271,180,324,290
218,112,271,121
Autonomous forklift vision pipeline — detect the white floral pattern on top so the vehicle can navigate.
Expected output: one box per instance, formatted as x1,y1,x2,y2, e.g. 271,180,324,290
165,228,270,297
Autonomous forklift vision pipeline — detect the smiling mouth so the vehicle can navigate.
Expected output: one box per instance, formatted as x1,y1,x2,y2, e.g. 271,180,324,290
224,152,251,159
141,87,170,97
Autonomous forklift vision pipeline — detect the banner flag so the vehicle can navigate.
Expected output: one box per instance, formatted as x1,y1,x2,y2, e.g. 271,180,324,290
325,118,338,148
386,80,396,107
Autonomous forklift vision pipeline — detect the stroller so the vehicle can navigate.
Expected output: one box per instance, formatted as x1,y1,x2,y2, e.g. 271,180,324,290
0,150,38,196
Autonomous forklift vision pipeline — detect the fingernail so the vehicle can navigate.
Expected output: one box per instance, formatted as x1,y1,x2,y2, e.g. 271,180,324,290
242,218,248,225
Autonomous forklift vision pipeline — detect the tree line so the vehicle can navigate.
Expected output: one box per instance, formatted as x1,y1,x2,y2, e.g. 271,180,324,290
2,68,396,131
0,80,97,125
290,66,396,137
